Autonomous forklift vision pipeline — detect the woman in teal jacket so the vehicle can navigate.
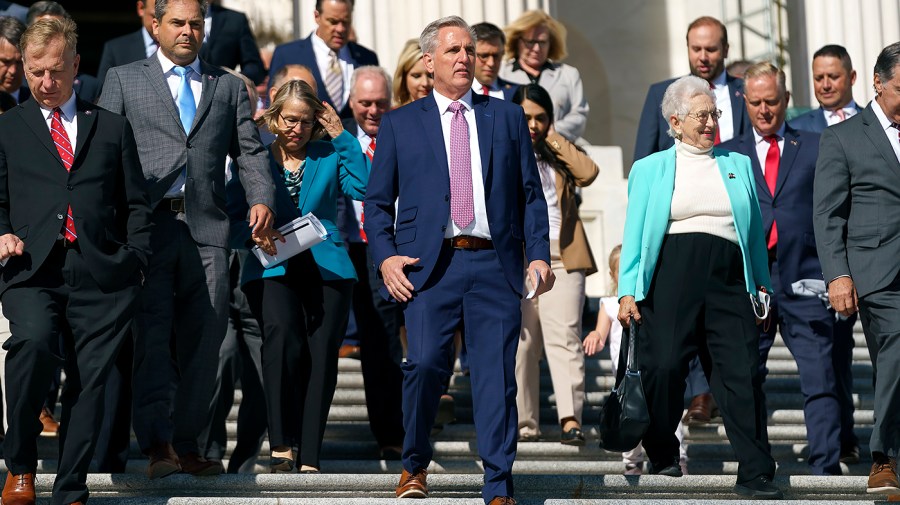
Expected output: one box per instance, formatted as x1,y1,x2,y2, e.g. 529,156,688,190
227,80,368,474
616,76,780,499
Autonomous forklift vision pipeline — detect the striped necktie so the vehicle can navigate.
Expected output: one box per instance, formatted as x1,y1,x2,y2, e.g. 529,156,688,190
325,50,344,110
359,137,376,243
51,109,77,242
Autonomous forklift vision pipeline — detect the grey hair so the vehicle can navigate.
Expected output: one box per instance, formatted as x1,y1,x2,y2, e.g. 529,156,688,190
875,42,900,84
419,15,475,56
661,75,715,139
155,0,209,21
349,65,392,100
0,16,25,47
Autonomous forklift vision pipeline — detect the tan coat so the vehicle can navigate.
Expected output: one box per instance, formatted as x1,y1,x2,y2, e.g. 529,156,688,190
545,132,599,275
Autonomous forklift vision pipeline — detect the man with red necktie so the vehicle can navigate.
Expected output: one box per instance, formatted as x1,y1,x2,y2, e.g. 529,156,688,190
0,17,151,505
721,62,840,476
471,23,517,101
338,65,405,460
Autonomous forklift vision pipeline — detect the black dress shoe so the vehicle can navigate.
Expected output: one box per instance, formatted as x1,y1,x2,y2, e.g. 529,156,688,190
734,475,783,499
840,444,860,465
650,460,683,477
269,457,295,473
560,427,585,446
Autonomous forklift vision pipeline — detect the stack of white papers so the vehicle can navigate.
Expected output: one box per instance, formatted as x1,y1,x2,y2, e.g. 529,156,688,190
251,213,328,269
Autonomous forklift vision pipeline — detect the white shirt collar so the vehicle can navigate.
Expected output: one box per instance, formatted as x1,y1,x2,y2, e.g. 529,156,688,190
752,123,786,145
828,99,859,117
141,27,157,58
873,98,895,131
355,123,371,142
39,92,77,121
156,50,201,76
433,88,474,114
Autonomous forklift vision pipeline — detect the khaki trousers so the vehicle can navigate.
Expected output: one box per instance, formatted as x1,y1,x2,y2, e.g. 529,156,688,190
516,240,586,435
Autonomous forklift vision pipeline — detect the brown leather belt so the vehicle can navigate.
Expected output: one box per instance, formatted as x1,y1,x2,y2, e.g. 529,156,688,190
447,235,493,250
163,198,185,213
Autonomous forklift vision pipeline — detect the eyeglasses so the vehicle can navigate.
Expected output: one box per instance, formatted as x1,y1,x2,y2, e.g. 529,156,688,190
476,52,502,63
279,113,314,130
685,109,722,123
520,38,550,49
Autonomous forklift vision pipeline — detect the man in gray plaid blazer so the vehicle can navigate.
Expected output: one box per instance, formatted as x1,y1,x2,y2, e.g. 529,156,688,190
98,0,276,478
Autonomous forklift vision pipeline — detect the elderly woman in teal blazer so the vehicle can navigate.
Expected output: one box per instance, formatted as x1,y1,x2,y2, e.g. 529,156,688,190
616,75,780,499
227,80,367,474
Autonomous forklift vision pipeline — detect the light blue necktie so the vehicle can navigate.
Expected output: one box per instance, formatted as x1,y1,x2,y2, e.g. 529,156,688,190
172,65,196,133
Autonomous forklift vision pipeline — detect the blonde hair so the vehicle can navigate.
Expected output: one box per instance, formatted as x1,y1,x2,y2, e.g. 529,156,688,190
742,61,788,95
608,244,622,296
503,10,567,62
392,38,426,108
20,16,76,59
257,79,326,141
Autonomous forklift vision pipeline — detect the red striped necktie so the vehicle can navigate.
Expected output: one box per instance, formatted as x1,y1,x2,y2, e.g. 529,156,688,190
359,137,376,243
51,108,77,242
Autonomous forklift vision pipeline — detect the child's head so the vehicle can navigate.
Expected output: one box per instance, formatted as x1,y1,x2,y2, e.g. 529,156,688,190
608,244,621,295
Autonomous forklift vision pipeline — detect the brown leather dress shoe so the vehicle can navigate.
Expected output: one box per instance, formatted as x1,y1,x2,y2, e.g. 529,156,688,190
39,407,59,437
867,456,900,494
2,471,35,505
180,452,224,476
682,392,717,425
488,497,517,505
339,344,361,359
146,442,181,479
396,468,428,498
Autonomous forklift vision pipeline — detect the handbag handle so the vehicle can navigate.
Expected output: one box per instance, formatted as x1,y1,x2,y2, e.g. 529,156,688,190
626,317,638,371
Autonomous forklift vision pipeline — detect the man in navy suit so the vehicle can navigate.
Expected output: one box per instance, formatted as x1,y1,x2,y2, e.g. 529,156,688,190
471,22,517,100
97,0,157,85
789,43,863,466
720,62,841,475
364,16,552,505
267,0,378,119
791,45,861,133
0,16,27,103
634,16,749,161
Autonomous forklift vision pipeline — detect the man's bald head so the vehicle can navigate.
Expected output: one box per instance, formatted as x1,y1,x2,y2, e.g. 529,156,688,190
269,64,317,102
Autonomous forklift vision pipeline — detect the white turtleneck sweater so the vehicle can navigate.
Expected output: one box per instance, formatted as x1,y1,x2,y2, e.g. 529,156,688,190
666,140,739,244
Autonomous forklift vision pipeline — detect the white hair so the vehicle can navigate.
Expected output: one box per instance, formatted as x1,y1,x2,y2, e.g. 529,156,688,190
349,65,392,100
661,75,715,138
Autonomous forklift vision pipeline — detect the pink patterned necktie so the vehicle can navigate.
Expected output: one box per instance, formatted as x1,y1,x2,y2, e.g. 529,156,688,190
448,101,474,229
51,109,77,242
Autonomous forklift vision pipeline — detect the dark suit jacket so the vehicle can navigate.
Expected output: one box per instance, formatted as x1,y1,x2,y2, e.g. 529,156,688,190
0,97,152,295
789,103,864,134
363,93,550,297
814,104,900,298
720,125,822,295
267,36,379,119
199,4,265,85
634,73,750,161
496,77,518,101
74,73,101,103
97,29,147,87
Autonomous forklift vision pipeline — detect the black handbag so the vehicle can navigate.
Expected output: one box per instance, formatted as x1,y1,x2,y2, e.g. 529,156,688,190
598,317,650,452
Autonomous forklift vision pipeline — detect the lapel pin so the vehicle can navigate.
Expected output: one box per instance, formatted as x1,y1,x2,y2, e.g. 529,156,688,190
790,140,798,145
728,173,735,179
208,75,214,80
85,110,92,115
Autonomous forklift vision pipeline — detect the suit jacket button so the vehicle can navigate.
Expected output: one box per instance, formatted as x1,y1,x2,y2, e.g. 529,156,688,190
66,185,73,190
444,195,450,202
441,225,447,232
57,214,63,220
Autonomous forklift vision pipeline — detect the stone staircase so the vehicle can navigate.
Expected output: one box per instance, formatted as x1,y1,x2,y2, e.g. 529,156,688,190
10,321,885,503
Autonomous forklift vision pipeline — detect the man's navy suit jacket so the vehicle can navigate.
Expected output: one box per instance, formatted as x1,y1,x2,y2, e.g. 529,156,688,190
720,125,823,295
789,103,864,134
267,36,378,118
363,93,550,297
634,73,750,162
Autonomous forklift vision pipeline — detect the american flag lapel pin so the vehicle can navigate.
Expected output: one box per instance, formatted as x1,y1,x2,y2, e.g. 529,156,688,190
791,140,798,146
